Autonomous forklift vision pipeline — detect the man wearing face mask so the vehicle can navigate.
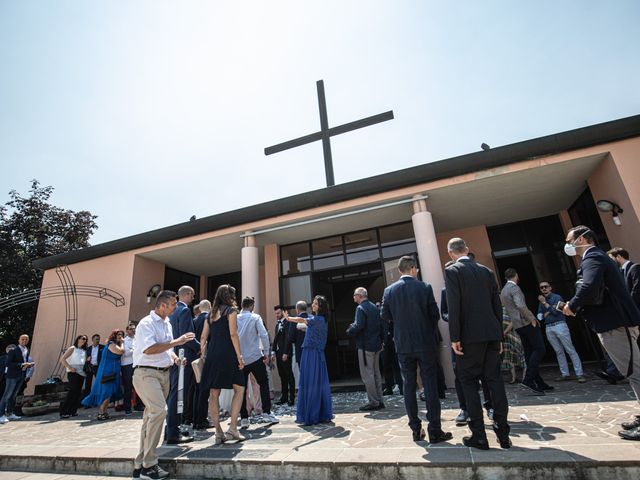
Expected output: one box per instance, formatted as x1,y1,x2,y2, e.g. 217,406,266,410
562,225,640,441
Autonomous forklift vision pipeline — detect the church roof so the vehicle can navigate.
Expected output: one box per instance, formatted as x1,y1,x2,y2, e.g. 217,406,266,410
33,114,640,270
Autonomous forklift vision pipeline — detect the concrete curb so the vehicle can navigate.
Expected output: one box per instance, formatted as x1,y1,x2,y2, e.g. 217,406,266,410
3,454,640,480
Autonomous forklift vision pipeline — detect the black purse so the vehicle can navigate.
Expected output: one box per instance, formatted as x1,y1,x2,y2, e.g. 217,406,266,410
100,373,117,384
83,362,93,375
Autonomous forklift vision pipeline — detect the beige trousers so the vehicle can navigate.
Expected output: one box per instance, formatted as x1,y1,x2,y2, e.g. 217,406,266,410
133,367,170,468
598,326,640,405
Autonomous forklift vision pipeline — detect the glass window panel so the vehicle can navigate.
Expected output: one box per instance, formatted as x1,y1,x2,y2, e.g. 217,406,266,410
384,259,402,285
281,242,311,275
379,222,414,246
282,275,312,307
381,241,417,259
312,236,345,269
346,248,380,264
313,254,345,270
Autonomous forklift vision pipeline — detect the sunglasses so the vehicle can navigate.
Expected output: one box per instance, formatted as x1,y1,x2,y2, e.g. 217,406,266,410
539,285,550,289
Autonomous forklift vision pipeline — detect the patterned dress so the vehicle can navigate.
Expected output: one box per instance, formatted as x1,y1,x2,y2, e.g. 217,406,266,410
501,314,526,370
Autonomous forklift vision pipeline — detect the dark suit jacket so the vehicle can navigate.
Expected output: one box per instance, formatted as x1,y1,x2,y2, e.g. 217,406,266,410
380,275,440,354
440,287,448,322
444,258,503,345
193,311,209,345
624,261,640,308
287,312,307,363
169,301,200,361
346,299,385,352
272,319,293,358
85,343,104,368
568,247,640,333
4,346,27,379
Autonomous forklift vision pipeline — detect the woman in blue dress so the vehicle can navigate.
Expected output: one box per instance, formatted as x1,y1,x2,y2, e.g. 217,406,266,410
81,329,124,420
284,295,333,425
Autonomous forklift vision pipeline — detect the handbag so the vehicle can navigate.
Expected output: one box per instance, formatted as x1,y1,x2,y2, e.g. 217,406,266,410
83,362,93,375
191,357,204,384
100,372,117,384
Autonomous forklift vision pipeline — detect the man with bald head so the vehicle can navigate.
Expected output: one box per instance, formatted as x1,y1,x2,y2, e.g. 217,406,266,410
165,285,200,444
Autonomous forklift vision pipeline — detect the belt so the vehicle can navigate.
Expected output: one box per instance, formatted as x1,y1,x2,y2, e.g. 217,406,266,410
135,365,171,372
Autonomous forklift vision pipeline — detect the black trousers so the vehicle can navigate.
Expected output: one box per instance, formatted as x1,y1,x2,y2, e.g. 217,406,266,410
383,341,403,393
82,365,98,399
60,372,85,416
276,356,295,402
121,364,134,413
193,379,209,426
240,358,272,418
516,324,547,386
397,349,442,436
453,349,492,411
456,341,509,440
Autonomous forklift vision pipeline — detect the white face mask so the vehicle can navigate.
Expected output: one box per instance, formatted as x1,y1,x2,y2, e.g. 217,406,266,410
564,231,588,257
564,243,577,257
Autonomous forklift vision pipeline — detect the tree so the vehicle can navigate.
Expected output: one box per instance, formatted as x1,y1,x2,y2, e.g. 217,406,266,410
0,180,97,346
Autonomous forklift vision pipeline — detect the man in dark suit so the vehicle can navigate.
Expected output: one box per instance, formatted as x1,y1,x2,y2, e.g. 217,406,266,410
380,255,451,444
287,300,307,367
445,238,511,450
165,286,199,444
83,334,104,399
271,305,295,405
0,335,35,423
347,287,386,411
608,247,640,309
192,300,212,430
563,226,640,441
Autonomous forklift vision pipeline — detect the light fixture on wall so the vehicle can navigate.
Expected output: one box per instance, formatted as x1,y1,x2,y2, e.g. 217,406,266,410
596,199,624,226
146,284,162,303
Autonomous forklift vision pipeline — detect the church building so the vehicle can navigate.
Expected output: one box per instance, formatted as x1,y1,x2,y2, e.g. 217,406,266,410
29,114,640,391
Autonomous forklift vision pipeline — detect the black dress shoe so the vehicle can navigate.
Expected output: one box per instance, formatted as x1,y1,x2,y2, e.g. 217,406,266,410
193,422,214,430
429,431,453,444
536,383,555,391
520,380,545,395
618,426,640,441
497,437,512,449
621,416,640,430
275,399,287,405
412,428,426,442
166,434,194,444
383,389,393,395
288,401,295,407
462,435,490,450
595,371,618,385
359,404,378,411
377,403,385,409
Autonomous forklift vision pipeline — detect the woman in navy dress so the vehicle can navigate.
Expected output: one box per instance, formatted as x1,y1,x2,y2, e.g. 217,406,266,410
200,284,246,443
81,329,124,420
285,295,333,425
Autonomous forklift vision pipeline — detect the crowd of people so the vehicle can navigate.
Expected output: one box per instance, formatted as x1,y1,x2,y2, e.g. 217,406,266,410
1,224,639,480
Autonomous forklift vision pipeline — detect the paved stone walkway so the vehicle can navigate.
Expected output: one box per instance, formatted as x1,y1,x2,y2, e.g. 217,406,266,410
1,371,640,479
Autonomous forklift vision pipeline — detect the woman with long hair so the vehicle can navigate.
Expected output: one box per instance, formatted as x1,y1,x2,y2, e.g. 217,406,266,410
200,284,246,443
284,295,333,425
59,334,89,418
81,329,124,420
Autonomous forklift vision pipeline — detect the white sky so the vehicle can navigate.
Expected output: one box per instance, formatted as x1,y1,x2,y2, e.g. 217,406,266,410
1,1,639,245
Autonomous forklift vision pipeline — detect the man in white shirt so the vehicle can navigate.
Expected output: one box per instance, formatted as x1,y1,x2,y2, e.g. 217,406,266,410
121,323,136,415
132,290,195,480
237,296,278,428
82,334,104,400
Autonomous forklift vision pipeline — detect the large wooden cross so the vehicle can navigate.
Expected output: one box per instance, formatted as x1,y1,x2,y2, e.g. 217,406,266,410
264,80,394,187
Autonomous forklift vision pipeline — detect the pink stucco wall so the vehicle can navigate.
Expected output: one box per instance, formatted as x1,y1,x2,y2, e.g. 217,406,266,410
588,143,640,259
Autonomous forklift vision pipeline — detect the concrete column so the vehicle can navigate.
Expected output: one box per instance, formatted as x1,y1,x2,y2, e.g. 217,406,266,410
264,243,281,392
242,233,260,314
411,195,455,388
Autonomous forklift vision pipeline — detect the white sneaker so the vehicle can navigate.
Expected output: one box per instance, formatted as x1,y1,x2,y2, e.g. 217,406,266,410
0,416,9,424
7,414,21,421
263,413,279,424
239,418,250,429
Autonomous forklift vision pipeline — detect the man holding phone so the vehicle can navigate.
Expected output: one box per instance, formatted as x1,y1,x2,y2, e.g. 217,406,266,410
537,282,585,383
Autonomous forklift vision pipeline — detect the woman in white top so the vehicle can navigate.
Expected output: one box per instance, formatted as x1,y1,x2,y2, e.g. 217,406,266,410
59,335,89,418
